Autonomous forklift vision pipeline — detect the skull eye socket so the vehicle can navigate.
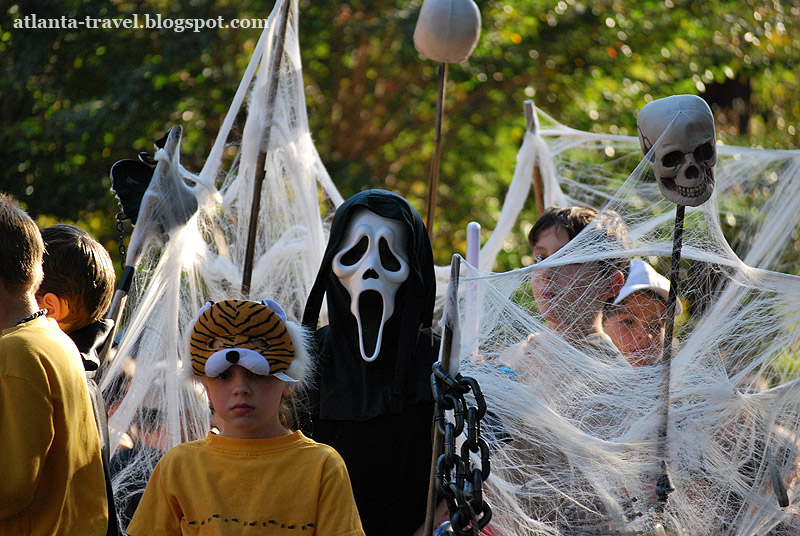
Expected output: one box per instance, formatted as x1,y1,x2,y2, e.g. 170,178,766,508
340,236,368,266
693,142,714,162
379,237,401,272
662,151,685,168
209,339,226,350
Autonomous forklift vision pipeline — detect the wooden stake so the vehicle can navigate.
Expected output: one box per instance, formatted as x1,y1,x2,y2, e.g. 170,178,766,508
524,100,545,216
241,0,292,297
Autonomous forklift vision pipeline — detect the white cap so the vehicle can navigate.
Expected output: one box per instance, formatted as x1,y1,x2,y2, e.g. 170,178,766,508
614,259,682,316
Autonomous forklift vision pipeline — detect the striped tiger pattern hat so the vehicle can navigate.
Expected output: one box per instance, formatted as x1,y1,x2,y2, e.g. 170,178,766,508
189,298,310,382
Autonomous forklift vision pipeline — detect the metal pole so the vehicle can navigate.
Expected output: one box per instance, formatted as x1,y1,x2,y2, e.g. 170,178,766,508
425,62,448,243
661,205,684,378
97,265,134,366
423,254,460,536
656,203,685,509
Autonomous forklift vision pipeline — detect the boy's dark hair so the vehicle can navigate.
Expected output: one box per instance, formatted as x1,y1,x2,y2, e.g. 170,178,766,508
528,205,631,278
38,224,116,331
0,193,44,292
528,205,598,249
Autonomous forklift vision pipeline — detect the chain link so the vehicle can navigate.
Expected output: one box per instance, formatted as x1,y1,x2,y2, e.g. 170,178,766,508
432,362,492,536
115,212,128,266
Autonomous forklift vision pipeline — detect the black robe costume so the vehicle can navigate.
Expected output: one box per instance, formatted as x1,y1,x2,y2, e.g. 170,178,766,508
302,189,439,536
70,318,120,536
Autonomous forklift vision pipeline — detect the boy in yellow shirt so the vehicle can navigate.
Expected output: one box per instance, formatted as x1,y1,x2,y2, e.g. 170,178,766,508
0,193,108,534
127,299,364,536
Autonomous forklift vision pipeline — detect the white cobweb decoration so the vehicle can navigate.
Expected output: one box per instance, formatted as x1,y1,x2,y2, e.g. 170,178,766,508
445,106,800,535
94,0,800,529
97,0,341,529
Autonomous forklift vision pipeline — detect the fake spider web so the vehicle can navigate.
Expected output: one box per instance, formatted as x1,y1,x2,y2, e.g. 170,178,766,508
97,0,341,530
95,0,800,531
446,108,800,535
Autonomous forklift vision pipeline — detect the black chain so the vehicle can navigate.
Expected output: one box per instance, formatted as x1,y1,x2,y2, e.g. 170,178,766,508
432,362,492,536
115,212,128,266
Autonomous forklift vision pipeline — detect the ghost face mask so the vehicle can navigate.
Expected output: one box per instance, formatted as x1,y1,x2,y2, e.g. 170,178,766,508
332,209,410,362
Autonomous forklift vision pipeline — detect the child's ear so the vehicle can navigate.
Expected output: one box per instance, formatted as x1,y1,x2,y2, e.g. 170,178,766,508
606,270,626,300
38,292,71,324
282,382,296,397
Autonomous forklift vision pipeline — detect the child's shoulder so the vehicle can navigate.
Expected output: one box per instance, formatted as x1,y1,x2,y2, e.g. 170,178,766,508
154,435,213,466
577,332,629,366
496,331,544,366
296,432,340,455
294,432,350,466
159,432,344,463
1,317,82,377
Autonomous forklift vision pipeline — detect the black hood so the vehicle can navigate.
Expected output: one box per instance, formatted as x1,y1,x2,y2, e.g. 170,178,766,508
69,318,115,373
303,189,438,420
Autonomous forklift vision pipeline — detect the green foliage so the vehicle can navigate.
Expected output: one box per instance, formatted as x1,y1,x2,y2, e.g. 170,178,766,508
2,0,799,272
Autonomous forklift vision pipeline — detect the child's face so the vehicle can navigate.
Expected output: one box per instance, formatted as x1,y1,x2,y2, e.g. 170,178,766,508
530,226,609,329
604,291,668,366
203,365,292,439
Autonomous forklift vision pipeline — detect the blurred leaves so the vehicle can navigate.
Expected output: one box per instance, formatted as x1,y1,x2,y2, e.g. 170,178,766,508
1,0,799,271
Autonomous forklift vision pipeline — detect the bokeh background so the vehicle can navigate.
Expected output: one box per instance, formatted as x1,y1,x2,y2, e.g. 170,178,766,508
2,0,798,272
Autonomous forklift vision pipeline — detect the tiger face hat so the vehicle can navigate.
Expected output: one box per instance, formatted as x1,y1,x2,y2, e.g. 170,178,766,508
189,299,310,382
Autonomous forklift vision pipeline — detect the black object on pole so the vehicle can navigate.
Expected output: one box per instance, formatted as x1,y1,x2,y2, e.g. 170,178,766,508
655,203,685,511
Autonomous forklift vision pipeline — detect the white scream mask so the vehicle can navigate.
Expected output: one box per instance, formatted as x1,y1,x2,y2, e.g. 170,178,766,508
332,209,410,362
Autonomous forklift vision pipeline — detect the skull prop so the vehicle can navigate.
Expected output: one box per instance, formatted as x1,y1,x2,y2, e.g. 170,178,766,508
332,209,410,362
637,94,716,206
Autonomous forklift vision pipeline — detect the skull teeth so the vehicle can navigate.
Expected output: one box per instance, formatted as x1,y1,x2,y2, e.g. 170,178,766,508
676,186,704,198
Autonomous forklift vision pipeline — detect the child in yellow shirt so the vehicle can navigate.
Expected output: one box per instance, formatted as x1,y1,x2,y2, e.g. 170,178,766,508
127,299,364,536
0,194,108,535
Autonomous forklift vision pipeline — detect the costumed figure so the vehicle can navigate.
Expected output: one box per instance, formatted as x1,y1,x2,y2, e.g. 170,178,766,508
127,298,364,534
302,189,439,536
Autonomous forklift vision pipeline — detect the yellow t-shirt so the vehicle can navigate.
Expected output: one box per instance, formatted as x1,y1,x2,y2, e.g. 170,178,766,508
0,316,108,535
127,431,364,536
